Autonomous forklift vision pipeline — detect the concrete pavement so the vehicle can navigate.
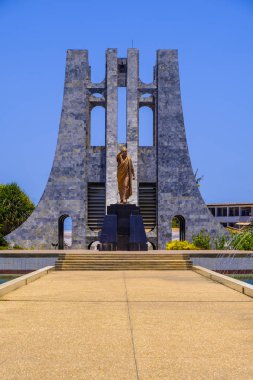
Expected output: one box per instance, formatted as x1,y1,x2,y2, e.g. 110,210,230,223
0,270,253,379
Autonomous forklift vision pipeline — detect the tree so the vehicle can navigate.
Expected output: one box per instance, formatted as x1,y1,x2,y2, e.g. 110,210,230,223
0,183,35,242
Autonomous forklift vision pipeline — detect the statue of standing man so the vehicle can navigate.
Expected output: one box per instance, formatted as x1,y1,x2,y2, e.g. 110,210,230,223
117,147,135,204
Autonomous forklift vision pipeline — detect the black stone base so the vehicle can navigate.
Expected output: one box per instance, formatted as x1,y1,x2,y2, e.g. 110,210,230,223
99,204,148,251
98,243,117,251
129,243,148,251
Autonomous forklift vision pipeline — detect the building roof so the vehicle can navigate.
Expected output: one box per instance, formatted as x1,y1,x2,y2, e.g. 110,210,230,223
206,203,253,207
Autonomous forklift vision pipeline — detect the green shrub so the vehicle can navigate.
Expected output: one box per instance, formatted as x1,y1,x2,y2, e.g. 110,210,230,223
13,244,23,250
0,233,8,247
229,231,253,250
192,229,211,250
214,234,229,250
166,240,199,250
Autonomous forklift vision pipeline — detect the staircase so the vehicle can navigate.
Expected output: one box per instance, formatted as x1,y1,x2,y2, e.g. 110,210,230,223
55,252,192,271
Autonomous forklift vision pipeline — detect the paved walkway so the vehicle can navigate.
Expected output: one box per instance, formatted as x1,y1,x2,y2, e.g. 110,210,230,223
0,271,253,379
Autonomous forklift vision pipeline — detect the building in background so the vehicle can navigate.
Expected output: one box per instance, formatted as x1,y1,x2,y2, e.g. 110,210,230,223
207,203,253,229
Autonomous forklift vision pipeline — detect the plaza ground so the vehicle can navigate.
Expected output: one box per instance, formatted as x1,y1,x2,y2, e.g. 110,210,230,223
0,270,253,379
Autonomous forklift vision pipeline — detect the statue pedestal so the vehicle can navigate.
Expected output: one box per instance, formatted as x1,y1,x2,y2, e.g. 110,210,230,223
99,204,148,251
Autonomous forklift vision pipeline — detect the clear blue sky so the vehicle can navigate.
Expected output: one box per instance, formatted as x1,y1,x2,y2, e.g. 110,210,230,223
0,0,252,205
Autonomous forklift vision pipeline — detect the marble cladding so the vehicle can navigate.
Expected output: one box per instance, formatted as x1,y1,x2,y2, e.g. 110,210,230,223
138,147,156,182
126,49,139,204
0,257,57,271
86,147,106,182
191,256,253,271
105,49,118,206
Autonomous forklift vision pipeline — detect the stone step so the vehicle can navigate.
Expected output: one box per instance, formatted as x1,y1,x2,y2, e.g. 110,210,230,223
55,262,192,266
55,265,192,270
57,260,190,264
56,261,192,267
58,252,189,255
58,254,190,257
56,262,191,265
56,264,192,270
56,268,191,270
56,268,192,271
55,253,192,271
57,255,190,260
56,259,192,263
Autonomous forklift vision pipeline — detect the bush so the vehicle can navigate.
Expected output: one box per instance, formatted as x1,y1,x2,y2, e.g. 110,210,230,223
13,244,23,250
214,234,229,250
0,233,8,247
166,240,199,250
229,231,253,250
192,229,211,250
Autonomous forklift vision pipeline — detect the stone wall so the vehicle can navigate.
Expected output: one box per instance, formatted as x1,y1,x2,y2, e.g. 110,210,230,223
86,147,106,182
138,147,156,182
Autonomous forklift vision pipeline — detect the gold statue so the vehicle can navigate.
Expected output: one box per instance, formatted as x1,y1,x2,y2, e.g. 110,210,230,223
117,147,135,204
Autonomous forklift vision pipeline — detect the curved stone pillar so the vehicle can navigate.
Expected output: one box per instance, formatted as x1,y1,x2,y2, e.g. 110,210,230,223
6,50,90,248
156,50,224,248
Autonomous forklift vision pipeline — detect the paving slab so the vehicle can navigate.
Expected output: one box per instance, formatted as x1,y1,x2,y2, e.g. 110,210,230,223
0,270,253,379
124,270,253,302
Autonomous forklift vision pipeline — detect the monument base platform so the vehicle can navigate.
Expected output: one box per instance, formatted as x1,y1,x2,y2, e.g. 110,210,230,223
99,204,148,251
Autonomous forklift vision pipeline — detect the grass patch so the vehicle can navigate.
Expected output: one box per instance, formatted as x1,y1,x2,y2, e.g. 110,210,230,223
230,274,253,280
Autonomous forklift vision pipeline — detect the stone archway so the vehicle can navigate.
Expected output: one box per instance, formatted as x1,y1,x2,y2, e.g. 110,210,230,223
172,215,186,241
58,215,72,249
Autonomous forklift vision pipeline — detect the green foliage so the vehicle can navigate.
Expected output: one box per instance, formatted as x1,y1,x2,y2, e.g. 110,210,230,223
192,229,211,250
0,183,34,245
0,233,8,247
229,231,253,250
13,244,23,250
230,274,253,280
214,234,229,250
166,240,199,250
172,217,180,228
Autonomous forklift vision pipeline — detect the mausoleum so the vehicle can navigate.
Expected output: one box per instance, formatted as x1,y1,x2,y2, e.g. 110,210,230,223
6,48,224,249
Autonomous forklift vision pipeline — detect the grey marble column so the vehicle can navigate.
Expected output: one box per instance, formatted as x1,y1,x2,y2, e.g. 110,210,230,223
105,49,118,206
126,48,139,204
